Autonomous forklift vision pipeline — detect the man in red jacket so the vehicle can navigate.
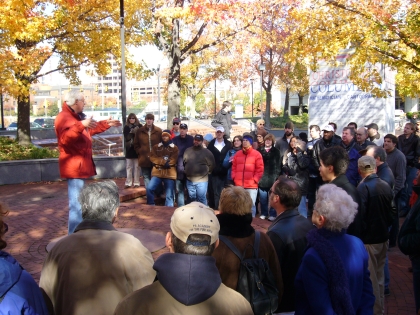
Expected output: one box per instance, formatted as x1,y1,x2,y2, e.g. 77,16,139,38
231,134,264,217
55,90,121,234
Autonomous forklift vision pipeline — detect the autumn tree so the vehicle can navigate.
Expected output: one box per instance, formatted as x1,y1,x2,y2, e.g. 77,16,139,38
0,0,150,145
149,0,257,128
286,0,420,97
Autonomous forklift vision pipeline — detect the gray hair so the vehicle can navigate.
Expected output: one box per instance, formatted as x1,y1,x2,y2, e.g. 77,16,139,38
79,180,120,222
314,184,358,232
367,145,387,162
65,90,84,106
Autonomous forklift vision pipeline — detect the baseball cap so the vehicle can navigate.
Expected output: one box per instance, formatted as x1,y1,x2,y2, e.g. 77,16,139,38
216,126,225,133
358,155,376,171
180,123,188,129
194,134,204,141
365,123,379,130
173,117,181,123
322,125,334,132
170,202,220,245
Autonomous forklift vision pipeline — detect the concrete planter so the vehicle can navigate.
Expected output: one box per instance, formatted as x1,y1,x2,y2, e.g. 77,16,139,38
0,156,126,185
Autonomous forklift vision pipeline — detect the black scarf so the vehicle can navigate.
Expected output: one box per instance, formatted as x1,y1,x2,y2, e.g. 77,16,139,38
217,213,254,238
306,228,355,315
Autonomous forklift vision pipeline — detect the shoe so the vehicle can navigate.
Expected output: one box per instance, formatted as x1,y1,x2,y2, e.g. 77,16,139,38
259,215,266,220
268,216,276,221
133,185,140,188
124,185,131,188
384,288,390,296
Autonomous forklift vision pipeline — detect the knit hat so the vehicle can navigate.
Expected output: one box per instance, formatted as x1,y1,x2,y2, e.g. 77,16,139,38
204,133,214,142
162,129,171,138
170,202,220,245
243,135,253,145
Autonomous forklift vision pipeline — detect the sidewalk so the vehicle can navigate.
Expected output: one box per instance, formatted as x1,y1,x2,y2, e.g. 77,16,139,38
0,179,415,314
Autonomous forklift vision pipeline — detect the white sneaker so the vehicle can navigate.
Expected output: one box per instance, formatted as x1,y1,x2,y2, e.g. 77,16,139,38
268,216,276,221
259,215,266,220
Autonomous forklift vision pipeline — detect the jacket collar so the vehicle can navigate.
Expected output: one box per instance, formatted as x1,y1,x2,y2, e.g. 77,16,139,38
269,208,300,228
331,174,350,186
217,213,254,237
74,220,116,233
359,173,378,184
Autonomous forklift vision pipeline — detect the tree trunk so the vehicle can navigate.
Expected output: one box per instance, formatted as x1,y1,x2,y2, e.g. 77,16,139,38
283,87,290,118
265,80,272,129
17,93,31,146
166,19,181,129
298,93,304,116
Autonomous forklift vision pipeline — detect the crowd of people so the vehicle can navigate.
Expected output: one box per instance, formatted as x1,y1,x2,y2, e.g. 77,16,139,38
1,90,420,315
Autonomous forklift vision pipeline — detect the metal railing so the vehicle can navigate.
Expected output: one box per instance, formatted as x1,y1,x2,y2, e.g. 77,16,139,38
92,135,117,156
186,116,254,132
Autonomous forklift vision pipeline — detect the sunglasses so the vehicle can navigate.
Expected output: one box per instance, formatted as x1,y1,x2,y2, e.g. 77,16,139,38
259,123,265,126
173,122,179,125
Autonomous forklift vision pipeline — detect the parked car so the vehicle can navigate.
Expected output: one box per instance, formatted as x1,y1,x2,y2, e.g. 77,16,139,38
160,115,167,122
6,122,42,131
34,118,55,128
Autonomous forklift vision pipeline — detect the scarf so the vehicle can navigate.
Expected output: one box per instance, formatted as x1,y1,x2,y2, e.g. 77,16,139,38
217,213,254,238
306,228,355,315
242,146,252,154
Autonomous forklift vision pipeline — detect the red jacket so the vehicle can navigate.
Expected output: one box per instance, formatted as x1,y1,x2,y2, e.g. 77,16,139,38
231,147,264,188
55,104,110,179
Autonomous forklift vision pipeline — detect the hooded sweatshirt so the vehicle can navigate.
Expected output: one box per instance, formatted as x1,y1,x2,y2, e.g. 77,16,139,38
0,251,49,315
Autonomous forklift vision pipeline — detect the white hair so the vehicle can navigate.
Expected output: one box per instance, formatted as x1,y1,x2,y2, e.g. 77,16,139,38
314,184,358,232
65,90,84,106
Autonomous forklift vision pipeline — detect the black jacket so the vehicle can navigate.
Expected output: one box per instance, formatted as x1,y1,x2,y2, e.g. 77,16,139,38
397,134,420,167
331,175,363,239
207,138,232,177
282,150,310,196
398,186,420,258
267,209,315,312
312,136,341,170
357,174,394,244
124,124,142,159
257,146,281,189
377,162,395,190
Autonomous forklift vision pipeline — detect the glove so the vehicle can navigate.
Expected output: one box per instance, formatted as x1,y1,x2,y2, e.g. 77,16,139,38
163,161,170,169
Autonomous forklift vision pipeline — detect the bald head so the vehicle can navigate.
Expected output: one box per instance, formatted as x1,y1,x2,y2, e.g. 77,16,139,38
356,127,368,144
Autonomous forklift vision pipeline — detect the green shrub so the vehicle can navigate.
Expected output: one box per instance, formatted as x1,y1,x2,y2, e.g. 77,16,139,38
0,137,59,161
252,113,309,129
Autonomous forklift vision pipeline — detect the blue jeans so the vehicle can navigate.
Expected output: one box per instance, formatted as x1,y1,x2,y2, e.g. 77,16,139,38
246,188,258,217
141,167,152,189
67,178,84,234
258,188,276,217
186,180,208,205
298,196,308,218
147,177,175,207
176,179,187,206
401,166,418,215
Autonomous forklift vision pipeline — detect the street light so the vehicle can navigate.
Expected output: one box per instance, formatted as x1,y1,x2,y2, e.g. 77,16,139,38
259,63,265,119
250,79,254,118
157,64,161,121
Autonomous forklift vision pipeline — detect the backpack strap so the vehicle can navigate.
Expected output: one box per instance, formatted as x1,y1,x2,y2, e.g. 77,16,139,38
254,230,260,257
219,235,243,261
219,231,261,260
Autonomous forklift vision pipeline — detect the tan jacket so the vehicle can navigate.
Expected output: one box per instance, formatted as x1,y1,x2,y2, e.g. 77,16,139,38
134,125,162,167
149,142,178,180
114,281,253,315
39,222,156,315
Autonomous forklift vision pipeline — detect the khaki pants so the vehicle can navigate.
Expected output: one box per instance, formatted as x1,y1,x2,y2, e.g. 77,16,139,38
365,242,388,315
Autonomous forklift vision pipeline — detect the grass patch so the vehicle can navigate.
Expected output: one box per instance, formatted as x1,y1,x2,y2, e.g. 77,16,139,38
251,113,309,129
0,137,59,161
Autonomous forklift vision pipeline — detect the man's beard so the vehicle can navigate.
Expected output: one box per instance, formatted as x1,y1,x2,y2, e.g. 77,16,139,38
285,131,292,137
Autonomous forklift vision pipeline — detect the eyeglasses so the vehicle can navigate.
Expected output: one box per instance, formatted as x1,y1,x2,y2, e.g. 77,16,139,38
356,133,363,136
173,123,179,125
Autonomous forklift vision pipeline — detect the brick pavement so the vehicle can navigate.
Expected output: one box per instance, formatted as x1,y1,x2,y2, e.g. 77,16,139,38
0,178,416,314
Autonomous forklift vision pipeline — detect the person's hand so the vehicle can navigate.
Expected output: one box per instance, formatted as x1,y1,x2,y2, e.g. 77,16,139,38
107,116,122,127
81,116,97,129
163,161,170,169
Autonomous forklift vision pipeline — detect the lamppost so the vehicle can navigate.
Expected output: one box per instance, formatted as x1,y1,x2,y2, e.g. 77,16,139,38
259,63,265,119
156,64,161,121
214,80,217,116
250,79,254,118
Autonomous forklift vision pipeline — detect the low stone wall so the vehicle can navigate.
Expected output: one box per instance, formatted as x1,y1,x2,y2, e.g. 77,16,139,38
0,156,126,185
